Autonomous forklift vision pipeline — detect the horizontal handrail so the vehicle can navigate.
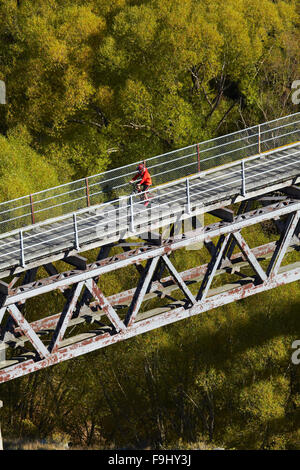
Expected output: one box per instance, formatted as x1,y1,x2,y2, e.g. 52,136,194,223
0,112,298,236
0,145,298,268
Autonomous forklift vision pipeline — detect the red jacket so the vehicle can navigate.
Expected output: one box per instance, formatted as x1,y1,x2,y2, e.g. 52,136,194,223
132,168,152,186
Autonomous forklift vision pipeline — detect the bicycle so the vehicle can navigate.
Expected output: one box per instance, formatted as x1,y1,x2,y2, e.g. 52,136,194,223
130,181,152,207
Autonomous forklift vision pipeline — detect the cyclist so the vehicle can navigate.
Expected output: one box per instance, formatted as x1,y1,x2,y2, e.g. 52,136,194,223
130,163,152,206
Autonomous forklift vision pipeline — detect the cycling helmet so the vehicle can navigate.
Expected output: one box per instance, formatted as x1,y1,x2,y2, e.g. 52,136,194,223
137,163,145,174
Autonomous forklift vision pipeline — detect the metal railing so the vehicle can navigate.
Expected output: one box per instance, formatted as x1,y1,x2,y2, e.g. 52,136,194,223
0,142,299,270
0,112,299,235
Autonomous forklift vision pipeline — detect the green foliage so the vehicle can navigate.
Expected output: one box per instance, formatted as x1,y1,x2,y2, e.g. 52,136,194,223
0,0,299,451
0,126,59,201
0,0,299,177
20,419,39,440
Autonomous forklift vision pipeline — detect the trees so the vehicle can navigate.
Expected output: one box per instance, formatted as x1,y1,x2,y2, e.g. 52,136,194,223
0,126,59,201
0,0,299,450
1,0,298,181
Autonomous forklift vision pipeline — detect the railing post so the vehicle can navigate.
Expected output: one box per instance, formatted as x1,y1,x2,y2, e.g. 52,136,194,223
130,195,135,232
19,230,25,267
258,124,261,155
85,178,90,207
73,213,80,250
29,194,35,224
241,160,246,197
186,178,191,214
197,144,200,173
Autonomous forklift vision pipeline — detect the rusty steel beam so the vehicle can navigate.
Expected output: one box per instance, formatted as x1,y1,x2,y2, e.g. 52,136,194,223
85,279,126,332
197,234,230,301
125,256,160,327
0,199,299,383
120,242,145,275
0,262,299,383
4,237,299,345
6,305,49,359
220,199,253,267
161,255,196,305
72,244,114,320
8,239,290,339
267,211,300,276
49,282,84,353
2,199,300,306
232,231,267,282
4,240,277,341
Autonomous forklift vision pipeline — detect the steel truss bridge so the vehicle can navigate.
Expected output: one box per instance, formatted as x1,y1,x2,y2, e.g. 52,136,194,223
0,113,299,383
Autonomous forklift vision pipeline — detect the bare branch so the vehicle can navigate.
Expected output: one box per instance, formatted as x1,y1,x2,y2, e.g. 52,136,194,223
214,101,238,132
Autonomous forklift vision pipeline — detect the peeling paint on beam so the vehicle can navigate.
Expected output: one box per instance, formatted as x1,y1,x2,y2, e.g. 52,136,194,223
3,201,300,306
0,262,299,383
9,239,286,338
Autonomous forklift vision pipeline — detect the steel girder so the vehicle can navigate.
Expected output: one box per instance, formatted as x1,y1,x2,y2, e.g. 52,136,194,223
0,193,299,383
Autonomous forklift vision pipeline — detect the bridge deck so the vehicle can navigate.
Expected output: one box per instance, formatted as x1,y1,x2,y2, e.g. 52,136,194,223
0,144,299,276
